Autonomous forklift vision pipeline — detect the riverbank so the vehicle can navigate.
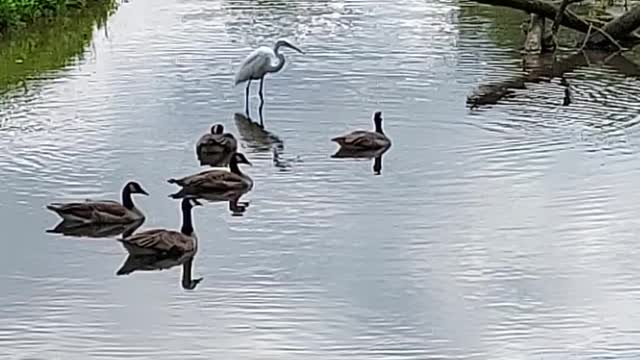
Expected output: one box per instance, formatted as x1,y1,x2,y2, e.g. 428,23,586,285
0,0,115,90
0,0,115,36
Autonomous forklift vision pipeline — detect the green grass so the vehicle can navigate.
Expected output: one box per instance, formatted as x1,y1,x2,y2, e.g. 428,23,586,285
0,0,109,35
0,0,115,90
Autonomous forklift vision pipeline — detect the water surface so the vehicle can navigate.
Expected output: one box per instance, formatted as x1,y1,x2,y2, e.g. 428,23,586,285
3,0,640,359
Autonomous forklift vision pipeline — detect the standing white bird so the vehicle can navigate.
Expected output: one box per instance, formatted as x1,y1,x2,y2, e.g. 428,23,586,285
234,39,304,125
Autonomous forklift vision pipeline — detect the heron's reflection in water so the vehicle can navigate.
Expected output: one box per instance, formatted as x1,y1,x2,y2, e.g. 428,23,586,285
234,112,283,153
46,219,145,239
272,147,302,172
116,248,202,290
332,145,390,175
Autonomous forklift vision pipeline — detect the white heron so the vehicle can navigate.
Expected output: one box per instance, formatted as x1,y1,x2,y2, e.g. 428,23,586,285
234,39,304,123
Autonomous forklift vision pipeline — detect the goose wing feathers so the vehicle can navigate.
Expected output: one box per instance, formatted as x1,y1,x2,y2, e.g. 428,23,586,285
122,229,195,252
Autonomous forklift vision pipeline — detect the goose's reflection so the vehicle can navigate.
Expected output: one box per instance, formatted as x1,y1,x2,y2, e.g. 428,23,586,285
234,112,283,152
180,189,251,216
332,146,390,175
116,249,203,290
46,219,144,238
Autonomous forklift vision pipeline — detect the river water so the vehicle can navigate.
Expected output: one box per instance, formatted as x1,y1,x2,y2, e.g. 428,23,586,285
3,0,640,359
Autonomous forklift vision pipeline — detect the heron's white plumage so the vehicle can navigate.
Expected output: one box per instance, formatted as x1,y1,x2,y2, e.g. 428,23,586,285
234,46,276,85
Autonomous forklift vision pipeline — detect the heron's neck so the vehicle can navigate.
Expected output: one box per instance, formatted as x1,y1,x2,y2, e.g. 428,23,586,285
268,46,286,74
181,206,194,236
121,187,134,210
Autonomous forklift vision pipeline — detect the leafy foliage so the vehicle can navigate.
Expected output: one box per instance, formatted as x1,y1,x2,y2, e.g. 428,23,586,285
0,0,115,90
0,0,105,34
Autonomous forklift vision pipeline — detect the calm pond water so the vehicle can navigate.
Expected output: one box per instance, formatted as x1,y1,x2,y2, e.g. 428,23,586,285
3,0,640,359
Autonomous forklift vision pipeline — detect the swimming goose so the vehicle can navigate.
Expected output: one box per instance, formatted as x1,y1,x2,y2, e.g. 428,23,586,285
196,124,238,167
46,181,148,224
168,153,253,198
331,111,391,151
119,198,202,256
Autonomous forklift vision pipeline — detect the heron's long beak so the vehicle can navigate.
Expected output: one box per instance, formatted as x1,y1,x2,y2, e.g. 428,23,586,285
284,42,304,54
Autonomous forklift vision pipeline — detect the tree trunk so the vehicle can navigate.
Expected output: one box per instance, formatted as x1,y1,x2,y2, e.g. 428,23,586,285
525,14,546,52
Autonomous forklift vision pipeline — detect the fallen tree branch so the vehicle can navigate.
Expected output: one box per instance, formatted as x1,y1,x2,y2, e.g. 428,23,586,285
587,5,640,46
580,24,593,50
550,0,584,49
474,0,640,47
551,0,571,40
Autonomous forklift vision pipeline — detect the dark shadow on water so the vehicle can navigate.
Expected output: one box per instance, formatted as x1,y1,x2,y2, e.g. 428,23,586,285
234,112,283,152
198,189,251,216
46,219,144,239
116,248,202,290
332,145,390,175
173,188,251,216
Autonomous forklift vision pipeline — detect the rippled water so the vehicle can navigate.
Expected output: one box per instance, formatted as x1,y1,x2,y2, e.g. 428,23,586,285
3,0,640,358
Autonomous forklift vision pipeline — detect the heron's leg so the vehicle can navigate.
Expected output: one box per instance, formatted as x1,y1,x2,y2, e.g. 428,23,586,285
259,77,265,103
245,80,252,118
258,77,265,127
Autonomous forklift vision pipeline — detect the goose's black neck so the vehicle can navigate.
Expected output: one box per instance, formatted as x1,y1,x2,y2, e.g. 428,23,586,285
122,186,134,210
374,120,384,135
180,204,194,236
229,157,243,176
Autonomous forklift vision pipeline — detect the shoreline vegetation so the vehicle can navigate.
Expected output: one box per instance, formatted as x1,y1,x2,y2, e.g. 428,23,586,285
0,0,115,91
0,0,114,36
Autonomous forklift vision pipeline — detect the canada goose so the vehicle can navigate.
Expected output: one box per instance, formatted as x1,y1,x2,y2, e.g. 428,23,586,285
119,198,202,256
46,181,148,224
196,124,238,167
331,111,391,151
168,153,253,198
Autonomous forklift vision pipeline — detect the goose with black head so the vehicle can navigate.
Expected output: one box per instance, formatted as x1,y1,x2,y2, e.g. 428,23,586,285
168,152,253,198
119,198,202,256
196,124,238,167
46,181,148,224
331,111,391,151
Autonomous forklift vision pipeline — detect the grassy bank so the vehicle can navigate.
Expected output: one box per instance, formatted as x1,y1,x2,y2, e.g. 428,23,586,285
0,0,113,35
0,0,115,90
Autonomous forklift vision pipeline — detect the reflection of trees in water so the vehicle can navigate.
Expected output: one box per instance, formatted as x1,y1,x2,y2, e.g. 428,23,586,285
468,51,640,150
219,0,360,46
